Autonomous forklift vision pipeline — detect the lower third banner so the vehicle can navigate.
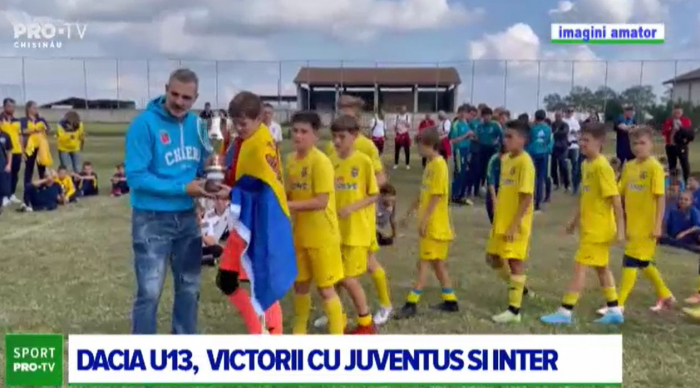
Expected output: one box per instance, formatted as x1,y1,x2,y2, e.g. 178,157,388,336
68,334,623,386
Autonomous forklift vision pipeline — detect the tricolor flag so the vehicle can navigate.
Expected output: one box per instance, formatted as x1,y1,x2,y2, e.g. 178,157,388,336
221,124,296,315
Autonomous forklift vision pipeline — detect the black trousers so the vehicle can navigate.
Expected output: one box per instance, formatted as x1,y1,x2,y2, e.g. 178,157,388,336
24,153,46,185
10,154,21,195
394,143,410,166
666,144,690,183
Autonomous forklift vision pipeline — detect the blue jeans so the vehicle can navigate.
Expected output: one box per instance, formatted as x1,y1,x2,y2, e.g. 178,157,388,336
131,209,203,334
59,151,81,172
568,148,581,194
532,154,548,211
451,148,470,200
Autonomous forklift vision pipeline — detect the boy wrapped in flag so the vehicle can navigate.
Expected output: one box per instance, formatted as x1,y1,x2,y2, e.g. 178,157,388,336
216,91,295,334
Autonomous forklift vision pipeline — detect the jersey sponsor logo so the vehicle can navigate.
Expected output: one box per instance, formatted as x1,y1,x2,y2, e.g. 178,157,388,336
301,167,307,178
639,171,647,179
351,167,359,178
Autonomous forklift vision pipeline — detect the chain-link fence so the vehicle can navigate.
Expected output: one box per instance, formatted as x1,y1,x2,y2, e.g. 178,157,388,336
0,58,697,115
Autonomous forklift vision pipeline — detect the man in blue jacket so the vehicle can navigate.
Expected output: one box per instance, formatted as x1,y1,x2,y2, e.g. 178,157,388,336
125,68,221,334
526,110,552,211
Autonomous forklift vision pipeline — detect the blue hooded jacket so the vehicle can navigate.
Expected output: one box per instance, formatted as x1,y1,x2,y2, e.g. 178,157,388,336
125,96,209,212
526,122,553,156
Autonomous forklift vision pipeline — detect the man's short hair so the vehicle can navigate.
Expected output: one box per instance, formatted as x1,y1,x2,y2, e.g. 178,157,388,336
291,110,321,131
505,120,529,137
534,109,547,121
168,68,199,89
481,107,493,116
581,123,607,139
228,91,262,120
3,98,15,106
338,95,363,109
263,102,274,109
630,125,654,140
416,128,441,149
331,114,360,134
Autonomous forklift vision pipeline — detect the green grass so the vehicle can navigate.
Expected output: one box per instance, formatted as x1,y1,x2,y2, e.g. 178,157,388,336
1,132,699,388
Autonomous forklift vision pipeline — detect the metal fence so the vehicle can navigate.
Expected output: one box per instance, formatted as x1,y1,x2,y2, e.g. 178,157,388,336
0,58,698,114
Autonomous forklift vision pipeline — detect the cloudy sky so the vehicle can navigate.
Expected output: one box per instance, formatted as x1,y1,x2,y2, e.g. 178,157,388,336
1,0,699,113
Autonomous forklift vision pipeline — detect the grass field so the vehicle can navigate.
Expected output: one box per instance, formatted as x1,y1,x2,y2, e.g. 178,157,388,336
1,124,700,388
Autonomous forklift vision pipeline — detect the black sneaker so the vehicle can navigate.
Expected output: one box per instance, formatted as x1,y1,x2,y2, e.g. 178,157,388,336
430,301,459,312
393,303,417,320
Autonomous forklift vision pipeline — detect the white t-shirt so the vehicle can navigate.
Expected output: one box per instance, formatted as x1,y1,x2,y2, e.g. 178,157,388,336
202,207,230,245
395,114,412,135
564,116,581,149
440,119,451,138
268,121,283,143
369,117,386,138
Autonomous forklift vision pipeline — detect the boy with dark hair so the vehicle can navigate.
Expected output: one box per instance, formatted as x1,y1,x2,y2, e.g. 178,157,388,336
541,124,625,325
75,161,99,197
327,114,379,334
55,165,77,203
486,120,535,323
476,107,503,195
526,109,552,211
286,110,346,334
376,183,397,246
449,104,475,206
395,128,457,319
111,163,129,196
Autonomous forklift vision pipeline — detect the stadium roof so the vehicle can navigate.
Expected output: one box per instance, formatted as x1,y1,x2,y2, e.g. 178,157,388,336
294,67,461,87
663,67,700,84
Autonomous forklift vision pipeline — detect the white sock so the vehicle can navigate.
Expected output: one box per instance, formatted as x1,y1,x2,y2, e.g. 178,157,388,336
608,306,622,315
557,307,572,317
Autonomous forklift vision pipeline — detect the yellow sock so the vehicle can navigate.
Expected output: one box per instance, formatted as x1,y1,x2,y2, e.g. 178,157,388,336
292,293,312,335
441,288,457,302
371,267,392,308
562,292,580,309
324,296,345,335
618,268,638,307
357,314,372,327
495,265,510,282
406,289,422,304
508,275,526,311
602,287,619,306
642,265,673,300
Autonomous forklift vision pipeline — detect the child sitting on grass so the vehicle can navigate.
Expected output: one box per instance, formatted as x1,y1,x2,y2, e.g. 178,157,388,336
74,161,98,197
660,191,700,252
376,183,397,246
687,177,700,211
665,168,685,192
19,169,62,212
55,165,77,203
110,163,129,197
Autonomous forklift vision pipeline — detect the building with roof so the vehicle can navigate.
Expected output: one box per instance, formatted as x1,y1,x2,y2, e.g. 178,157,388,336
663,68,700,105
293,67,461,113
40,97,136,109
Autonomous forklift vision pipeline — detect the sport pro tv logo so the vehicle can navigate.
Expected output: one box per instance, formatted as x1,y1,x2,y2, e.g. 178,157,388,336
13,22,87,50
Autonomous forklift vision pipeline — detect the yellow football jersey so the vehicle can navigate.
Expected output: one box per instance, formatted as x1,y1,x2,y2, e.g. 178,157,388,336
55,176,76,198
331,151,378,247
580,155,619,244
285,147,340,248
0,116,21,154
492,152,535,236
56,122,85,152
419,156,453,241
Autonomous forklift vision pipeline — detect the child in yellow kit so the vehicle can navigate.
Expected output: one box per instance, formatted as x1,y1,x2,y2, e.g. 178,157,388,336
329,114,380,334
541,124,626,326
486,120,535,324
394,128,458,319
285,111,345,335
597,126,675,316
317,94,393,327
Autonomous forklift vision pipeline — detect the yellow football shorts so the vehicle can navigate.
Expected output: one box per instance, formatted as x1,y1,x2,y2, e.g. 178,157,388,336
419,238,450,261
295,245,344,288
623,237,656,262
486,231,530,261
575,242,611,267
341,245,368,278
369,235,380,253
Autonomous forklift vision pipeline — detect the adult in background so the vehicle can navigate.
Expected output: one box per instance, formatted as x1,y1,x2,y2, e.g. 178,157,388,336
662,105,694,184
550,111,570,191
0,98,21,206
125,68,221,335
449,105,475,205
418,114,435,168
56,111,86,173
369,111,386,154
393,105,412,170
21,101,52,185
262,103,283,147
475,107,502,195
526,110,552,211
614,105,636,165
200,102,213,120
563,106,581,193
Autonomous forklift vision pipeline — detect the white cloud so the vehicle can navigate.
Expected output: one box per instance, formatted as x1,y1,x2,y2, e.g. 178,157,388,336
549,0,669,23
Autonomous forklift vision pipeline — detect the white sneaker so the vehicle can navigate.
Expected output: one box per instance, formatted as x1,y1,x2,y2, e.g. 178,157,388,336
1,197,9,207
313,315,328,329
19,204,33,213
373,306,393,325
597,306,625,316
393,165,399,170
9,195,21,204
405,165,410,170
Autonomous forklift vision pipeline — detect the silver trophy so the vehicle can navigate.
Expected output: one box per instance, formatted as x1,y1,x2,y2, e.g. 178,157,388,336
198,113,225,193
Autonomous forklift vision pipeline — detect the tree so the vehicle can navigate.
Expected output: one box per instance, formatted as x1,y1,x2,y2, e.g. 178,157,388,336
619,85,656,111
543,93,567,112
563,86,597,112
